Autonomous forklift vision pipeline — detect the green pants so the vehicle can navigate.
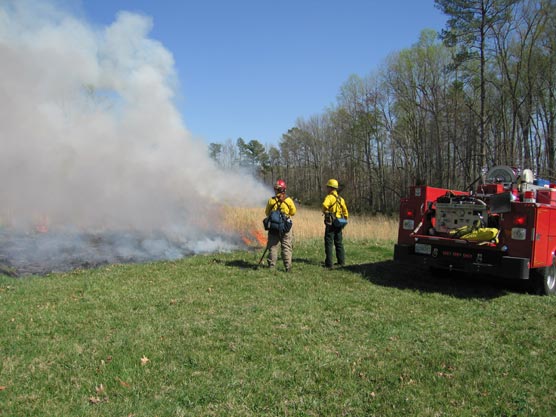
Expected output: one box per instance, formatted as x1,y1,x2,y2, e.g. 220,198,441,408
324,225,345,267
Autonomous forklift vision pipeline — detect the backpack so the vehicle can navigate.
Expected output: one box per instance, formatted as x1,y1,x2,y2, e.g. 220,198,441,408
324,195,348,229
263,200,293,234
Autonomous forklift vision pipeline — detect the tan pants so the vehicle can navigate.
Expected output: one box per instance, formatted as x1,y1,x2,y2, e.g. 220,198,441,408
267,229,293,270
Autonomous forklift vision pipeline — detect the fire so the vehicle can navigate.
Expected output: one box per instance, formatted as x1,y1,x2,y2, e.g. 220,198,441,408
253,229,267,246
220,206,268,248
241,229,267,248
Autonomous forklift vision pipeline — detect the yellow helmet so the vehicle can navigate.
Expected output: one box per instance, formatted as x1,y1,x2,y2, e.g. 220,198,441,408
326,179,339,189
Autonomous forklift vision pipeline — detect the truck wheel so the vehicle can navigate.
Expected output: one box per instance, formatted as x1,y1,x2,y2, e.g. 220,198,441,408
532,265,556,296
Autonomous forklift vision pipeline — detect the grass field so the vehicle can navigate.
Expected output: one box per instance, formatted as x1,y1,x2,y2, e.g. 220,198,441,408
1,211,556,416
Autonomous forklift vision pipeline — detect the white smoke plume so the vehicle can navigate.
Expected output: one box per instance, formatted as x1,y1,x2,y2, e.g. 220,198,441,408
0,1,269,273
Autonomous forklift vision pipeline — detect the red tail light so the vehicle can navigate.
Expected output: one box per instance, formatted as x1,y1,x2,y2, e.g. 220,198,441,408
405,208,415,218
513,215,526,226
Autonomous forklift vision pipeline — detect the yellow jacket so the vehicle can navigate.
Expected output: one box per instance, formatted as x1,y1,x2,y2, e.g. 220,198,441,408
265,195,297,217
322,190,348,219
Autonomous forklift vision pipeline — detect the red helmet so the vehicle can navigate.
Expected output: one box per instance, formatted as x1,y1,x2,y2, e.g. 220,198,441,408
274,179,287,192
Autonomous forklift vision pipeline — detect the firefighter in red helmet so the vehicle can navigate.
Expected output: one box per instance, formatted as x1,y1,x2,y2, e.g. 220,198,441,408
275,179,287,192
264,179,297,272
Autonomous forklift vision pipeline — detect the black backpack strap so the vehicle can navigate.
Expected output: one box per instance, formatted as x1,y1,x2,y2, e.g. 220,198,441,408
333,196,340,214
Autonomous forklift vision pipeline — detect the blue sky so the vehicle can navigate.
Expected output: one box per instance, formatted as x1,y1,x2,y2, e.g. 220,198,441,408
78,0,447,147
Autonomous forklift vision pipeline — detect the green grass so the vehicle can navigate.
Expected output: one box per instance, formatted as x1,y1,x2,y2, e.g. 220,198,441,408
1,238,556,416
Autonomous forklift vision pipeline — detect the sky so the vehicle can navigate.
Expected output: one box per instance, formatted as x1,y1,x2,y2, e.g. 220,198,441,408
75,0,448,147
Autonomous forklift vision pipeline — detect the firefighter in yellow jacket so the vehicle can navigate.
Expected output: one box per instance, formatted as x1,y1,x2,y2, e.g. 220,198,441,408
265,179,297,272
322,178,349,268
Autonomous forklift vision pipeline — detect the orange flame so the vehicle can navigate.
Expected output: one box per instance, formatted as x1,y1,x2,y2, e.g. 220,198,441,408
240,229,267,248
253,229,267,246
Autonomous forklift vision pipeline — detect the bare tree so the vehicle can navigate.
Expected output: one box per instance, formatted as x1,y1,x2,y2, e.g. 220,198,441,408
435,0,521,171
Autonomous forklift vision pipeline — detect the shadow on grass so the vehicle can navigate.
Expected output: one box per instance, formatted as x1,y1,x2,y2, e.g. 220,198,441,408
222,259,256,269
344,260,529,299
224,257,320,270
218,253,529,299
292,257,321,266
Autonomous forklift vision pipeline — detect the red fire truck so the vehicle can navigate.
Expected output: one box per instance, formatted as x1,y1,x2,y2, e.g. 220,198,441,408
394,166,556,295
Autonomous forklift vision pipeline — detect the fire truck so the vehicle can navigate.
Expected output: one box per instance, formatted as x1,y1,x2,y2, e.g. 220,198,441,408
394,166,556,295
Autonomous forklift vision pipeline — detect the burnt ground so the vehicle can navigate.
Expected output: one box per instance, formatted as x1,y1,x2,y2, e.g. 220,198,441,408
0,229,203,277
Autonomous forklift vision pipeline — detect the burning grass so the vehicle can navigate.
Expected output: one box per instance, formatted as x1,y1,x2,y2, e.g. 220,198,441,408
222,206,398,247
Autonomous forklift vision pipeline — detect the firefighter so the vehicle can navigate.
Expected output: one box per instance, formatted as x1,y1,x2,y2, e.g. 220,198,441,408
265,179,297,272
322,178,349,268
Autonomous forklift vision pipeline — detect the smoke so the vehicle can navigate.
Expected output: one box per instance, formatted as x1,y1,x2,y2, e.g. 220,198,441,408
0,1,269,274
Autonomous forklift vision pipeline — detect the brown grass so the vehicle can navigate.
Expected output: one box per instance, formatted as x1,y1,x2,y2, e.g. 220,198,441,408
221,206,398,246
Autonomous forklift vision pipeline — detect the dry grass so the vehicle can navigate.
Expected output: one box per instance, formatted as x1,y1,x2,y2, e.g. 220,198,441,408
221,206,398,246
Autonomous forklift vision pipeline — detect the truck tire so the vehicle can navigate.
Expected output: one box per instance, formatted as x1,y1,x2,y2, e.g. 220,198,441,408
532,265,556,296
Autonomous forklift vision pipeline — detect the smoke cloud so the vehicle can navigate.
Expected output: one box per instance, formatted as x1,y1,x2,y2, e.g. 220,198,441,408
0,1,269,274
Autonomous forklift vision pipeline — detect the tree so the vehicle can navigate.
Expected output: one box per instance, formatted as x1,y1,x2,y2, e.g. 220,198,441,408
236,138,269,174
435,0,521,171
266,146,282,184
336,74,384,210
384,30,456,186
220,138,239,169
530,0,556,176
208,143,222,164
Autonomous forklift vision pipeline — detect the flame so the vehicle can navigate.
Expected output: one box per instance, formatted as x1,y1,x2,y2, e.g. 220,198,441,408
253,229,267,246
219,206,268,248
240,229,267,248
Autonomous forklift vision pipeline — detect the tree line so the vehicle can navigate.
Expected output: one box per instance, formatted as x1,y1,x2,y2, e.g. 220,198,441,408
208,0,555,214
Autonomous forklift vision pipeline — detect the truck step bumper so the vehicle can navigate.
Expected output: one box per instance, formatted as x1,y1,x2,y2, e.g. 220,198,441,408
394,244,530,280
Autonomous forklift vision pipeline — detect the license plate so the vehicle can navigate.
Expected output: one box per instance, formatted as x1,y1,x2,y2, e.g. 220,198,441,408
402,219,415,230
415,243,432,255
